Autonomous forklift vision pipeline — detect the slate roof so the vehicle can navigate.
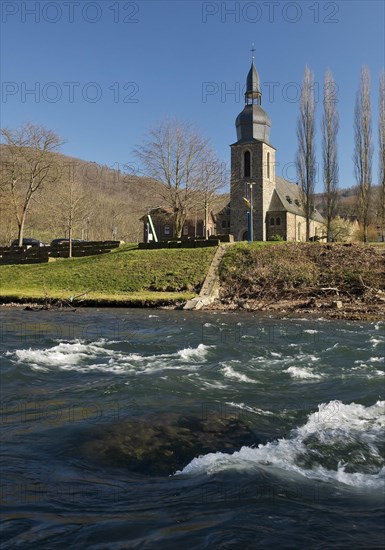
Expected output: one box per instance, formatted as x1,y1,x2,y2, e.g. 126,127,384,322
273,176,324,223
246,61,261,95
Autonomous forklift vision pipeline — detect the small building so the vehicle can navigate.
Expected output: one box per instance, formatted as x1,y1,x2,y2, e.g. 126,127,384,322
141,207,216,242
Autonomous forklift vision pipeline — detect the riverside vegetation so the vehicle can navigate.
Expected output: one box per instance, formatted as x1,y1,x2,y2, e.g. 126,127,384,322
216,242,385,320
0,242,384,319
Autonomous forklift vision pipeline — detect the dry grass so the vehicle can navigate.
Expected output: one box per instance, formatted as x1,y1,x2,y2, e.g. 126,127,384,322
218,243,385,317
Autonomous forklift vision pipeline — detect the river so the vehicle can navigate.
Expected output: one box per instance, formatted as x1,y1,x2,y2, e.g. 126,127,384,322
1,308,384,548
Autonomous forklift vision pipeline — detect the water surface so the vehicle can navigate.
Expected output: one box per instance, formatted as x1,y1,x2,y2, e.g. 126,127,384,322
1,309,384,548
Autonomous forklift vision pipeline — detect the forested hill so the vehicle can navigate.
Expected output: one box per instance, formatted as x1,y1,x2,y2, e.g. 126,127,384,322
314,184,381,219
0,147,166,244
1,147,230,245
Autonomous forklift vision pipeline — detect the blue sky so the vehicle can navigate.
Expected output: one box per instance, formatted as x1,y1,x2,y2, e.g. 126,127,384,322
1,0,384,191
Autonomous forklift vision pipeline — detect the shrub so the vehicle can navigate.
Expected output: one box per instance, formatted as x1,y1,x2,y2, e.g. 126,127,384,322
268,234,284,241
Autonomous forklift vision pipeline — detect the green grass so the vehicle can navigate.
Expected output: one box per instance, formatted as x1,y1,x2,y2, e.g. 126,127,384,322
0,245,216,304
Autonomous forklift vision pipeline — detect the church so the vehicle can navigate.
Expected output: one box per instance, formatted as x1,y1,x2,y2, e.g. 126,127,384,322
218,56,324,242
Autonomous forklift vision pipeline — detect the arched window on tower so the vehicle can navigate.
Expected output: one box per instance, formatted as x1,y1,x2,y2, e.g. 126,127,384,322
276,217,281,226
267,152,270,179
270,217,275,226
244,151,251,178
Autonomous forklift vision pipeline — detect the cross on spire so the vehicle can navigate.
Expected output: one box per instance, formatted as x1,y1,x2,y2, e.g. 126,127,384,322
251,43,255,62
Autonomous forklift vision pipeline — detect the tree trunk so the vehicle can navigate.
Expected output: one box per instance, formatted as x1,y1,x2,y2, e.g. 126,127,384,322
17,208,28,247
69,225,73,258
306,217,310,242
327,215,332,243
204,201,209,239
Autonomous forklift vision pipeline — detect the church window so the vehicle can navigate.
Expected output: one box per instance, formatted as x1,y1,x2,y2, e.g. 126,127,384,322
244,151,251,178
298,222,301,240
267,152,270,179
183,225,189,236
164,225,170,236
270,217,275,226
276,217,281,226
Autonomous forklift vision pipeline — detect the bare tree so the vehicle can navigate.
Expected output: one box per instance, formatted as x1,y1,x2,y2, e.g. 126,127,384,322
322,70,339,242
0,123,63,246
296,66,317,241
379,72,385,242
134,118,222,237
200,155,227,238
65,180,88,257
45,162,89,257
354,66,373,242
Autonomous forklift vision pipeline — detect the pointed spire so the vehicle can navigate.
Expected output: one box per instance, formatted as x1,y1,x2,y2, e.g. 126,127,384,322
245,45,261,105
235,50,271,143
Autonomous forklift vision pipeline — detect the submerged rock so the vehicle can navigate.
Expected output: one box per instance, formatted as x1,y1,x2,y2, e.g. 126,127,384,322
80,413,258,476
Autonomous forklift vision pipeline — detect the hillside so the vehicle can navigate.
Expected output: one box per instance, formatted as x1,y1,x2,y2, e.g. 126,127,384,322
314,185,381,219
0,146,166,245
0,147,230,246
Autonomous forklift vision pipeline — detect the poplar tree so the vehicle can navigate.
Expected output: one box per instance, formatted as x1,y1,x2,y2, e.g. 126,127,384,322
296,66,316,241
322,70,339,242
378,72,385,241
353,66,373,242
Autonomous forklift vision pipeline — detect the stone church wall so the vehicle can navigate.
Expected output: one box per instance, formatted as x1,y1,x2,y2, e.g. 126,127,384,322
266,211,287,240
286,213,325,241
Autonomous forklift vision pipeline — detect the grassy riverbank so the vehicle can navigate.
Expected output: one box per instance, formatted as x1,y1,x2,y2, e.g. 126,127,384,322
1,242,384,319
0,245,216,306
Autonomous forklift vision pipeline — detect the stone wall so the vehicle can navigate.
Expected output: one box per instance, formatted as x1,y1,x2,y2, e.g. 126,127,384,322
286,213,325,241
0,241,122,264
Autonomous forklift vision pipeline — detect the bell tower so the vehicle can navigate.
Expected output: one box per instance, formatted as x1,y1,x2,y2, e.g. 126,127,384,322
230,49,276,241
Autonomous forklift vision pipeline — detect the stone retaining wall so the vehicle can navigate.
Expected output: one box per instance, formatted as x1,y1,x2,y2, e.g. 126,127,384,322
139,239,220,250
0,241,122,265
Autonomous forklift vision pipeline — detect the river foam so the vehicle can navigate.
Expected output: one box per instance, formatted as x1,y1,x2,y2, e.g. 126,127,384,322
11,340,213,375
176,400,385,489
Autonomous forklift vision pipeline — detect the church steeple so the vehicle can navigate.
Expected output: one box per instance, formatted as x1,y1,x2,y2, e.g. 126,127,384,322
235,50,271,143
245,46,261,105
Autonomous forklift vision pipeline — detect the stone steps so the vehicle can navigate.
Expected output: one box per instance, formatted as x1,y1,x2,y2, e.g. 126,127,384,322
183,245,227,310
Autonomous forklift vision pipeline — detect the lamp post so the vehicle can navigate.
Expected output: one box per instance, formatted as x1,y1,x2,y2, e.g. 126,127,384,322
247,182,255,243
